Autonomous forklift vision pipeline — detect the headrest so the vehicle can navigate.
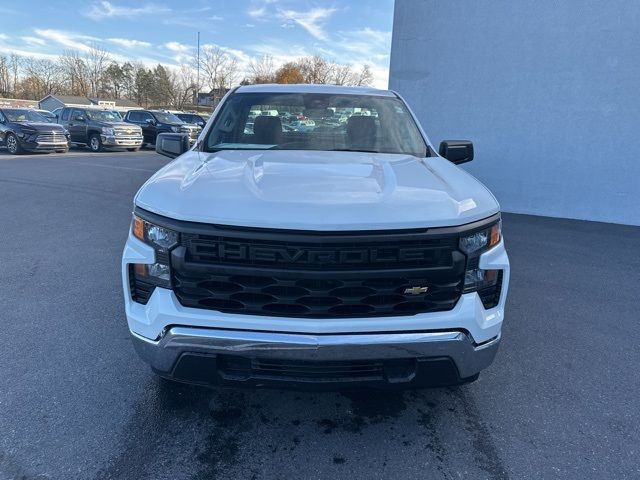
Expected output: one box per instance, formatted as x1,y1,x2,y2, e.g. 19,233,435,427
346,116,377,149
253,116,282,144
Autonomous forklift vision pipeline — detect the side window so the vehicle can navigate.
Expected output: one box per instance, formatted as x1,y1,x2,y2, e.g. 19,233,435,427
71,109,83,120
61,109,70,121
128,111,140,122
0,111,5,123
141,112,153,122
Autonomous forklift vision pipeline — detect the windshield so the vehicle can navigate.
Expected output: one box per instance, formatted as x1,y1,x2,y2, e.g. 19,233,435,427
86,110,122,122
152,111,183,124
3,109,49,123
204,92,428,157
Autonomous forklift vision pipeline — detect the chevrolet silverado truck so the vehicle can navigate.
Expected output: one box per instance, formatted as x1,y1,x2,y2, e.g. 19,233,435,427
122,84,510,389
123,109,200,147
57,107,143,152
0,108,69,154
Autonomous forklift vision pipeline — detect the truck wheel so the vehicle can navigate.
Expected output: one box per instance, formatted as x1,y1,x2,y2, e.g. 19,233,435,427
89,134,103,152
126,147,140,152
6,133,23,155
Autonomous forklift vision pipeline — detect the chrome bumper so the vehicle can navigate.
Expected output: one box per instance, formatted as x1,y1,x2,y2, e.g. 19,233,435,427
131,326,500,381
102,134,143,147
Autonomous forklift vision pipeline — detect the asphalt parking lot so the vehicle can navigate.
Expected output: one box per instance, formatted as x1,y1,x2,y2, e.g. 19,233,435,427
0,148,638,480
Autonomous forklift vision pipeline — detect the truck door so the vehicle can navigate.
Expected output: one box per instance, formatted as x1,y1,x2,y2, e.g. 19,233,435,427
68,109,87,143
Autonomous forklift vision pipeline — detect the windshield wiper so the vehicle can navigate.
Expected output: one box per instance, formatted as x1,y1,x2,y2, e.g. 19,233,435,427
329,148,381,153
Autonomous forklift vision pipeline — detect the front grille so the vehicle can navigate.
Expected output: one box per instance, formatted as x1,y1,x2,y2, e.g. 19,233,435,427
171,226,467,318
219,356,391,382
180,126,200,139
35,132,67,144
114,126,142,138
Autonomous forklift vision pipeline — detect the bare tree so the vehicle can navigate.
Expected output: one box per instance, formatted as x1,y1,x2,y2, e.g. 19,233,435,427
85,44,111,97
199,45,238,91
173,64,198,108
333,64,355,86
355,64,373,86
8,53,22,95
61,50,90,96
296,56,334,84
0,56,9,95
21,57,64,99
249,54,275,84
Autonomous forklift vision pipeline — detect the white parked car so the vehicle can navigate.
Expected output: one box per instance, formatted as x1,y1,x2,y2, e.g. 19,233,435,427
122,84,509,389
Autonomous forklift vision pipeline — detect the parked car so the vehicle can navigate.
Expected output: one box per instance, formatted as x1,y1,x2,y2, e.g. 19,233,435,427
174,112,207,128
123,84,510,390
124,110,200,146
34,109,57,123
57,107,143,152
0,108,69,154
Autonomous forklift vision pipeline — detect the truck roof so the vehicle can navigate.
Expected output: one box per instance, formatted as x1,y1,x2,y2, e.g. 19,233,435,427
235,83,396,97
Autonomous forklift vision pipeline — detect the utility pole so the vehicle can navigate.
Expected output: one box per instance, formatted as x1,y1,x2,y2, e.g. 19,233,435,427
196,31,200,108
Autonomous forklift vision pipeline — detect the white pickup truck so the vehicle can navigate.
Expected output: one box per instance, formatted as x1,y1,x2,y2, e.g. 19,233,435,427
122,84,509,389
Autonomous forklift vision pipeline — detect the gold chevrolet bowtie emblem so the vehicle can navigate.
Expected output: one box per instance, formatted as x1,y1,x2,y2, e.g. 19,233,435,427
404,286,429,295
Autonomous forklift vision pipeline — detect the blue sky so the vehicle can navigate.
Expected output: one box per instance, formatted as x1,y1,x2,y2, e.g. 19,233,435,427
0,0,395,87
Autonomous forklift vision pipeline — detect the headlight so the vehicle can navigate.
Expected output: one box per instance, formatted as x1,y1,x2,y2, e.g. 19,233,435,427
459,220,501,254
132,215,178,250
131,214,178,289
102,127,115,136
170,126,180,133
460,218,503,304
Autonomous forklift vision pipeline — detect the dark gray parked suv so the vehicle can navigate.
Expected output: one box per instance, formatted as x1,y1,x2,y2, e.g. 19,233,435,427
57,108,143,152
124,110,200,146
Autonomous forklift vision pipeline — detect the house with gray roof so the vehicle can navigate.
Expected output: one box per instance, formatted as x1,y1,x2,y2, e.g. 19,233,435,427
39,95,141,113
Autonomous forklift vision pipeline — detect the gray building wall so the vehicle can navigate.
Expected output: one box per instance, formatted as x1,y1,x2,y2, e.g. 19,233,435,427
39,97,64,112
389,0,640,226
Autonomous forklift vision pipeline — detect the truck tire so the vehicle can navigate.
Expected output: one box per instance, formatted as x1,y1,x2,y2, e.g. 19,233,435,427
89,133,103,152
6,133,23,155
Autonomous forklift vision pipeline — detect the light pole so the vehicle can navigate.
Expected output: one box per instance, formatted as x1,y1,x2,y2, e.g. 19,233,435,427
196,31,200,108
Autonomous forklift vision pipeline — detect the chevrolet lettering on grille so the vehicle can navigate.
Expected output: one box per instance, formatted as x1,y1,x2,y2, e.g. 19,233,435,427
190,241,440,265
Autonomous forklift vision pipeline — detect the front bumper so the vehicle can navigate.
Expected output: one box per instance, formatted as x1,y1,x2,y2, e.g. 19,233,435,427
21,139,69,152
122,231,509,388
101,134,143,148
132,327,500,388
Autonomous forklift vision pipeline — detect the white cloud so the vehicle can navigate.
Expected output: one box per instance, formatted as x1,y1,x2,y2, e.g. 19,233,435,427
277,7,336,40
0,33,8,41
32,29,99,53
165,42,191,53
108,38,152,49
85,1,169,20
21,36,46,46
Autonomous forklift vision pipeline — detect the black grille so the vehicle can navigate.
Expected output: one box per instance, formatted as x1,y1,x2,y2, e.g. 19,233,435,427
171,227,466,318
219,356,392,382
129,265,155,304
478,270,503,309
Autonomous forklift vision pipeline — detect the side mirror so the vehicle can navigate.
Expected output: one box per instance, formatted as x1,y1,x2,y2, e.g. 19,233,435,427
156,133,190,159
439,140,474,165
73,115,85,122
145,118,156,125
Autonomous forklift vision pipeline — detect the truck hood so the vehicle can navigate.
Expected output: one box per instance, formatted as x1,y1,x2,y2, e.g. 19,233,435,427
12,121,67,133
135,150,500,230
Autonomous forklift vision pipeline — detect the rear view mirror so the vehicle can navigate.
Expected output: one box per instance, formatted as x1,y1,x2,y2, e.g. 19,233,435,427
439,140,474,165
156,133,190,159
